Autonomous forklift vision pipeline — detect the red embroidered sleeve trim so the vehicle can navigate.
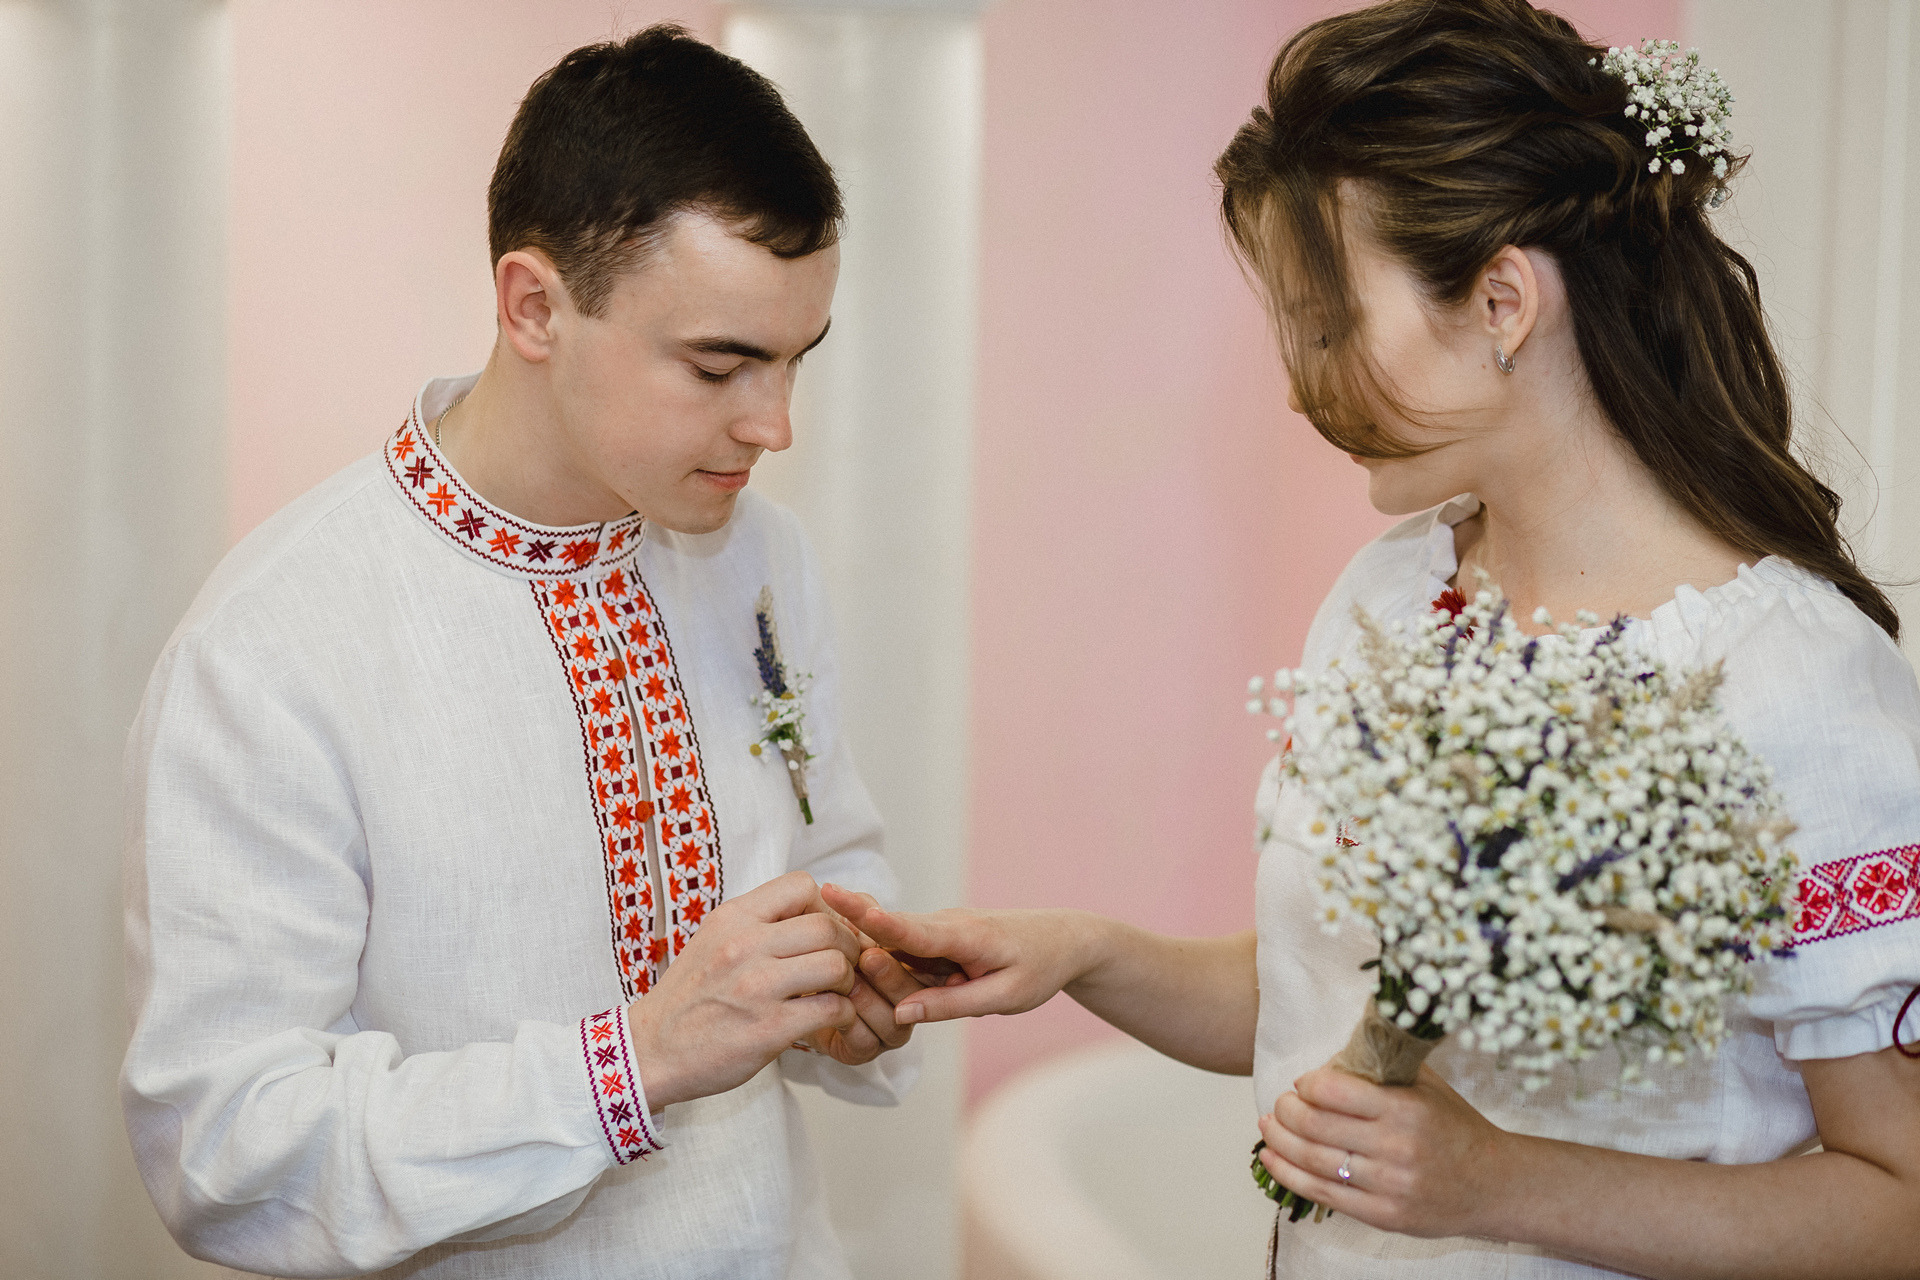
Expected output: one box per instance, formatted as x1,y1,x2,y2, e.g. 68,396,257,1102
383,416,643,579
580,1007,664,1164
534,568,723,1000
1791,844,1920,943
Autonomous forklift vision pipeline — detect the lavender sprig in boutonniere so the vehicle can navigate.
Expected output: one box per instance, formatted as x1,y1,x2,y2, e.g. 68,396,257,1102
750,585,814,824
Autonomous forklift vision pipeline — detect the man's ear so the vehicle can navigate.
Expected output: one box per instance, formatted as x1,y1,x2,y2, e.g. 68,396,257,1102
1476,244,1540,363
496,249,566,364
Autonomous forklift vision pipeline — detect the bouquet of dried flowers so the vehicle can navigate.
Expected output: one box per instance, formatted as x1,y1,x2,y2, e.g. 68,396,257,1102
1249,589,1797,1221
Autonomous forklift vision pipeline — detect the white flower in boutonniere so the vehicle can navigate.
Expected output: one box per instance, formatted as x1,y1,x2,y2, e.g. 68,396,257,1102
749,585,814,825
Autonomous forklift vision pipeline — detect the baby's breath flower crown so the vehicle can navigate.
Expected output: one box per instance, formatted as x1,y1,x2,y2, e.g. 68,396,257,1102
1594,39,1735,184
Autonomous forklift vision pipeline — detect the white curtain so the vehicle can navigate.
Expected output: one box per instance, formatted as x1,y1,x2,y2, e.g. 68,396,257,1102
0,1,229,1275
1691,0,1920,646
725,6,985,1279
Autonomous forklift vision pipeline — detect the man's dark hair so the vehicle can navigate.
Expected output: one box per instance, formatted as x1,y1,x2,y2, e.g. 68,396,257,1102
488,24,842,316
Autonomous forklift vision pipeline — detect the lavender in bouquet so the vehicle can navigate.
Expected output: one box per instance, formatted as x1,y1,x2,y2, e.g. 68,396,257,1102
1248,589,1797,1222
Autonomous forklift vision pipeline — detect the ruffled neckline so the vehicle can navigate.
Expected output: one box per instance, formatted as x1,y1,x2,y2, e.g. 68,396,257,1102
1409,492,1833,641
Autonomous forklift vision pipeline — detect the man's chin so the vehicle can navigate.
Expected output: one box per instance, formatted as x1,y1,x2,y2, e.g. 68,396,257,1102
643,494,740,536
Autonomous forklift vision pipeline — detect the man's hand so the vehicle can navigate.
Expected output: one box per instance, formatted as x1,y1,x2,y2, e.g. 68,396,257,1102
627,871,866,1108
799,945,931,1066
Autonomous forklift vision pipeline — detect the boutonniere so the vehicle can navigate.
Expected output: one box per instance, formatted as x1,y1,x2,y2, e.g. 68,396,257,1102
749,585,814,824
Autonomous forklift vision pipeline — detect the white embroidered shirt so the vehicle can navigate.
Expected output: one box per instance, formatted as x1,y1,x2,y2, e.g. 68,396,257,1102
1254,495,1920,1279
121,374,918,1280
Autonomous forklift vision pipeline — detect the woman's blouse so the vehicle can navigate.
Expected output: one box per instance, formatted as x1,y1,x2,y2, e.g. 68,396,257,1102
1253,494,1920,1279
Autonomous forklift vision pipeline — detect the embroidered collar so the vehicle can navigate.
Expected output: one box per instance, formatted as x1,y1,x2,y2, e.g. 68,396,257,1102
383,376,645,580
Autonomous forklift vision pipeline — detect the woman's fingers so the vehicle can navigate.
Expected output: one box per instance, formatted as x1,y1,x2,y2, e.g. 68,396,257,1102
1257,1114,1359,1211
894,968,1032,1024
821,885,965,963
1293,1065,1392,1119
1274,1088,1381,1154
819,882,883,928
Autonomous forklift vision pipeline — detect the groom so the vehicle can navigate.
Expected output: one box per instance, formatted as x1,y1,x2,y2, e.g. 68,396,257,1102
122,26,926,1279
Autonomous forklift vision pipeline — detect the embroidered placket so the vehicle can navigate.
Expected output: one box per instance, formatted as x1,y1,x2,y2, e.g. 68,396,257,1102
384,413,722,998
535,566,722,1000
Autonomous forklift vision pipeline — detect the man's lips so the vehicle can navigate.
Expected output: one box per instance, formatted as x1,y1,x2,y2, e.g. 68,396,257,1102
698,468,752,492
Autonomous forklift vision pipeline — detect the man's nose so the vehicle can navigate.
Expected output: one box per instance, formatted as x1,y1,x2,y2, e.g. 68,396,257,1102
736,385,793,454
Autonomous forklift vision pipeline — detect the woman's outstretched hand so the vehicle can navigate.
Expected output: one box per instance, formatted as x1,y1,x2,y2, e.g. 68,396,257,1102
820,884,1092,1025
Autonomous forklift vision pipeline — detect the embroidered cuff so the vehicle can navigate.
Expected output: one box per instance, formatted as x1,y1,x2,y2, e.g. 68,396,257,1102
580,1007,666,1164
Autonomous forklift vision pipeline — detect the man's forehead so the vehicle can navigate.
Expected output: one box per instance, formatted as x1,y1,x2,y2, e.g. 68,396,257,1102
613,214,837,347
650,210,835,282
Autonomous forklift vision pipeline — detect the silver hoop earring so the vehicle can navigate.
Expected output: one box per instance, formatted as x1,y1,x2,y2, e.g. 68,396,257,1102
1493,343,1516,375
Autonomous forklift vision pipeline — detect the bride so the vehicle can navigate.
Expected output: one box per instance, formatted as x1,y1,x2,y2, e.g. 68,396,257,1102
828,1,1920,1275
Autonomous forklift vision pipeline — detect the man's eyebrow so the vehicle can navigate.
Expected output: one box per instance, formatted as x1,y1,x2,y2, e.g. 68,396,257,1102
682,318,831,363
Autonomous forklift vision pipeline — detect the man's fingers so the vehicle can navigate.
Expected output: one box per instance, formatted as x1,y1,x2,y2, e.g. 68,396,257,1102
765,911,865,968
858,948,936,1004
740,869,830,923
819,980,897,1062
848,971,914,1049
779,992,858,1045
774,948,858,1000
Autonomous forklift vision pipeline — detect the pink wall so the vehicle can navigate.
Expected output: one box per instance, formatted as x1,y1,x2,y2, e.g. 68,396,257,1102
964,0,1684,1102
227,0,720,542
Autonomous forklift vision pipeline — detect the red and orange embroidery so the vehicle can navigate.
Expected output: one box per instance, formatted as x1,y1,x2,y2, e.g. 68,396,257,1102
536,567,723,999
384,417,642,578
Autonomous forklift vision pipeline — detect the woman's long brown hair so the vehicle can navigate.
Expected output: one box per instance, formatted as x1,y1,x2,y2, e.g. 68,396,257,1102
1216,0,1899,639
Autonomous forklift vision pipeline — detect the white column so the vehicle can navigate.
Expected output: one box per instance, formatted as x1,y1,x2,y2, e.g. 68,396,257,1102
724,6,983,1278
1688,0,1920,655
0,1,229,1275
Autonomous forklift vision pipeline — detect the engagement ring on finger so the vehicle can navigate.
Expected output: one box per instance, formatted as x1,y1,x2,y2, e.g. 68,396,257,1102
1337,1154,1353,1184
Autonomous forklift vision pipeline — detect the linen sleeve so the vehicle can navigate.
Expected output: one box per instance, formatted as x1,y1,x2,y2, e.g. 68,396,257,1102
121,634,655,1278
1709,592,1920,1061
768,507,922,1107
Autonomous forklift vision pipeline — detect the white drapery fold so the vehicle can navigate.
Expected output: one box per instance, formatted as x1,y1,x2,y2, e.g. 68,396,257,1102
0,2,230,1276
725,6,986,1278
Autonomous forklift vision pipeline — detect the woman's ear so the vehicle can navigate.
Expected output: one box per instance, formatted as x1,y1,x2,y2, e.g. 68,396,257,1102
495,249,566,364
1476,244,1540,364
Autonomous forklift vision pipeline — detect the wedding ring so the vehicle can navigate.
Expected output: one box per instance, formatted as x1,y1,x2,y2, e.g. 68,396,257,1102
1336,1154,1353,1184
